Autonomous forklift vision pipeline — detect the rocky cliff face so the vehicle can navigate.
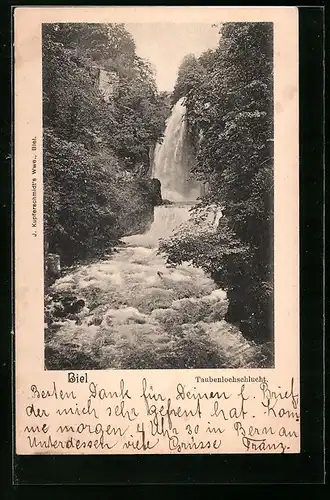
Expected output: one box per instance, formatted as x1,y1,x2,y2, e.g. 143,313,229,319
98,68,119,103
147,144,156,177
118,177,162,237
147,178,162,206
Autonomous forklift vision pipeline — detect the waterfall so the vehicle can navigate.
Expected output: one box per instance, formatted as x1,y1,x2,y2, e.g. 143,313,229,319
152,97,203,202
124,96,221,248
45,102,262,371
123,203,193,248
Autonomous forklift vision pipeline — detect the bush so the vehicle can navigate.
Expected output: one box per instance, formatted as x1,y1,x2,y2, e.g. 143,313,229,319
43,23,169,266
164,23,274,344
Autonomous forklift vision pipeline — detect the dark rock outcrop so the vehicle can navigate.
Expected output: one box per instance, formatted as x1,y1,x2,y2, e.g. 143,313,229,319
148,178,162,206
224,287,273,346
45,253,61,287
45,291,87,330
119,176,163,237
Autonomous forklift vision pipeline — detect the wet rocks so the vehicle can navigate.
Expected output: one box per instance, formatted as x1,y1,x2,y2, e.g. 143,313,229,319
45,292,87,327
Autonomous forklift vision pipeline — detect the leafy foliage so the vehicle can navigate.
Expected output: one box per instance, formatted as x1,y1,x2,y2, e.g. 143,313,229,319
43,23,168,264
162,23,274,342
171,54,205,105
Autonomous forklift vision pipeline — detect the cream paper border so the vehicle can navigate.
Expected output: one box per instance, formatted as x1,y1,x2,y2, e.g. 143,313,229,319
14,7,299,456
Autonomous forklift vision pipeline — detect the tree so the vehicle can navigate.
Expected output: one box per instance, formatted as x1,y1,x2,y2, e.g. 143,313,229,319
171,54,204,105
161,23,274,348
43,23,168,265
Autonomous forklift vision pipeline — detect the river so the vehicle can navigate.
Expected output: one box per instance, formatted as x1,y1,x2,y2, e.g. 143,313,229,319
45,99,267,370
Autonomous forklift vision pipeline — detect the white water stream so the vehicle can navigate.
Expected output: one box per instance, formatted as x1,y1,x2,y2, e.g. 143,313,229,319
45,100,266,370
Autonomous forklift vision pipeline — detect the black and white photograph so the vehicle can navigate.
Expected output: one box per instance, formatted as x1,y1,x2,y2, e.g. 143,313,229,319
43,21,274,371
14,6,301,459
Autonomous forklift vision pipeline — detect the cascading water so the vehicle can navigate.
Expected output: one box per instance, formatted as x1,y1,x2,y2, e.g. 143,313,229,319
123,203,192,248
45,97,266,371
126,97,207,249
152,97,203,202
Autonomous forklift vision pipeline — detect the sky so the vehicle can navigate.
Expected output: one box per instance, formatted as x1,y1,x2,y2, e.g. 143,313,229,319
126,23,220,92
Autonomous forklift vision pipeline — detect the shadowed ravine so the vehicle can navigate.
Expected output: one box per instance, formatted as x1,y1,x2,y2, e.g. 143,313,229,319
45,99,269,370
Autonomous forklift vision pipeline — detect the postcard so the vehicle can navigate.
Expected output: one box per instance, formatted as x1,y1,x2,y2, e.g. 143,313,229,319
14,6,299,455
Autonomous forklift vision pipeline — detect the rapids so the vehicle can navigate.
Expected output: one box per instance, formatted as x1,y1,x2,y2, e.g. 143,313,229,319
152,97,203,202
45,205,267,370
45,99,268,370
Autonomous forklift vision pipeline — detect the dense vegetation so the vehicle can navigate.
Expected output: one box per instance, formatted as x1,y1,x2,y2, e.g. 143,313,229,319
43,23,168,265
160,22,274,345
44,21,274,357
